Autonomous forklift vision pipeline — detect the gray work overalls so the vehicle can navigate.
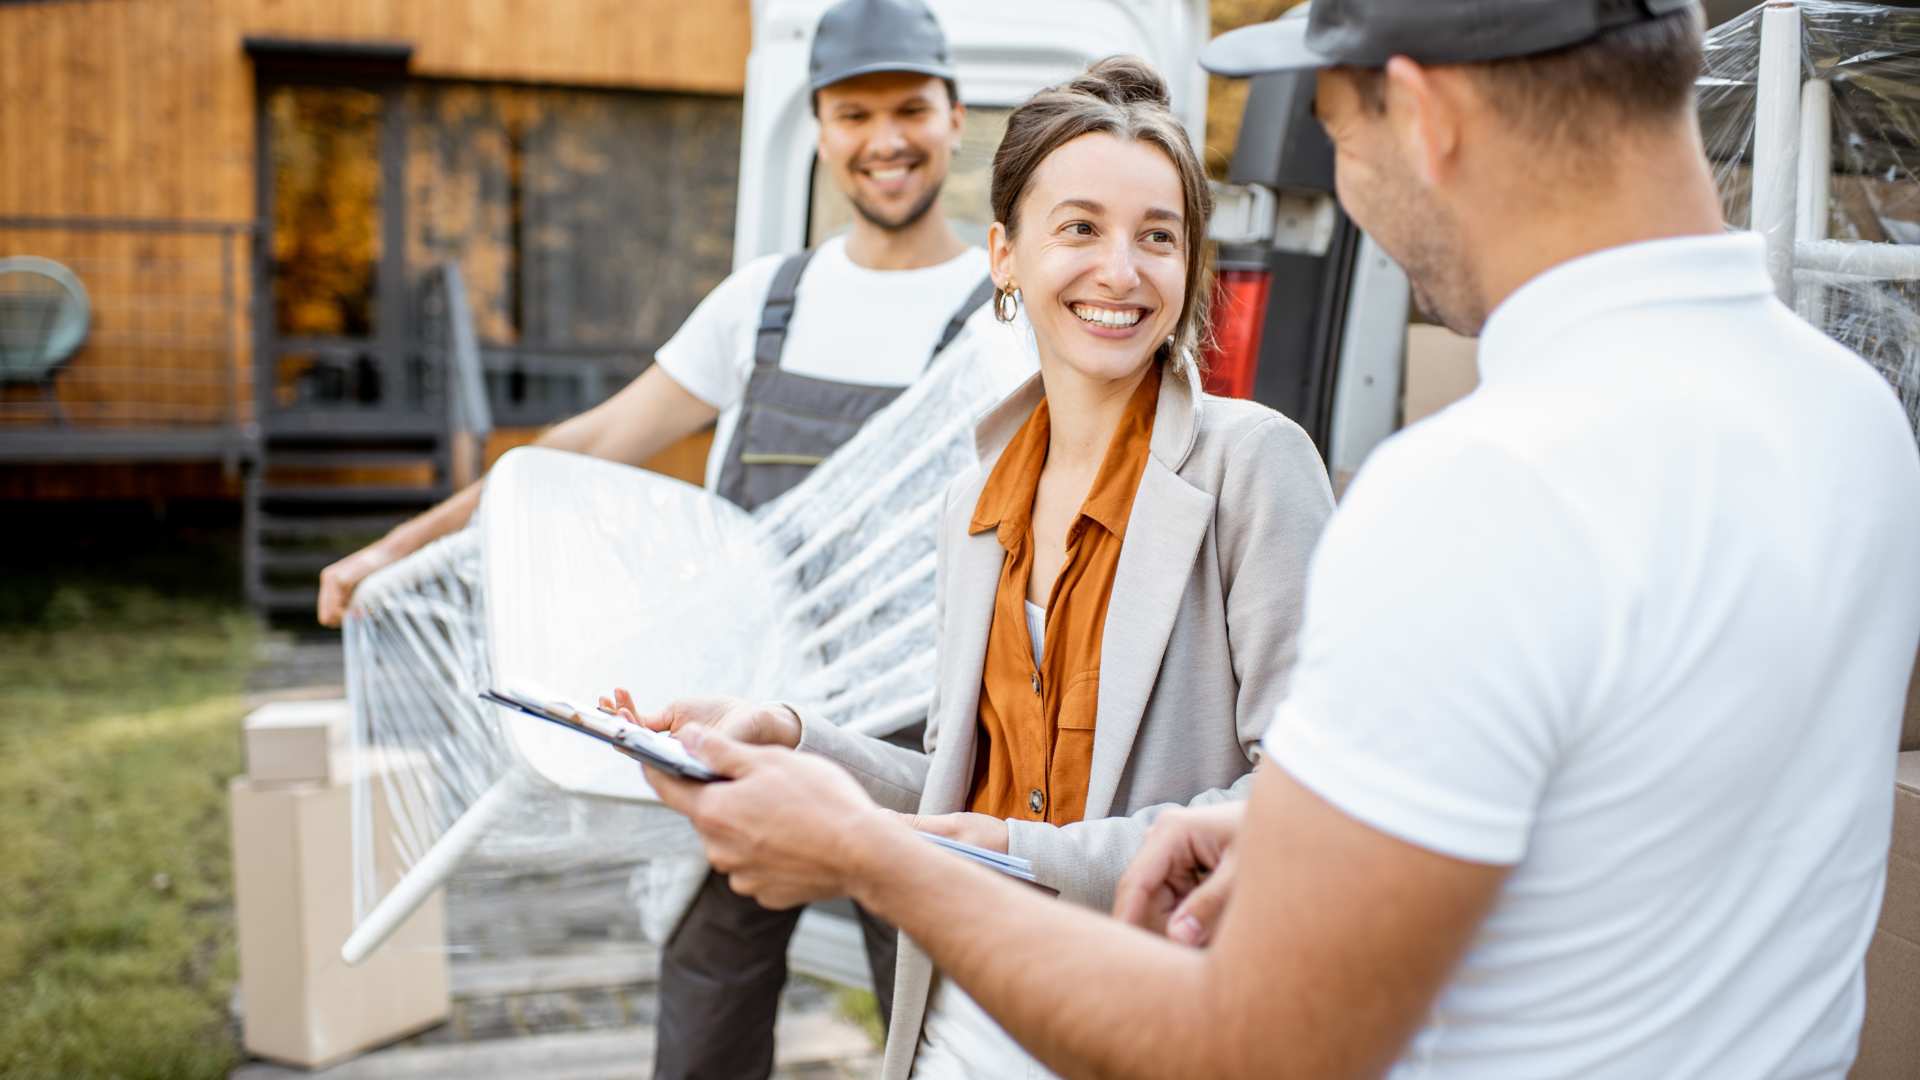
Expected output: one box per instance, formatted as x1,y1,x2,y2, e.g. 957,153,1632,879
714,247,994,511
655,249,992,1080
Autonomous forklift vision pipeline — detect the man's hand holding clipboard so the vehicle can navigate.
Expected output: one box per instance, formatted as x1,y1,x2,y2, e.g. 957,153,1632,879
487,682,1051,897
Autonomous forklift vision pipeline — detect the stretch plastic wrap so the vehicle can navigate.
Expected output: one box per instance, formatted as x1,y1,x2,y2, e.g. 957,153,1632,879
1700,1,1920,433
345,316,1035,952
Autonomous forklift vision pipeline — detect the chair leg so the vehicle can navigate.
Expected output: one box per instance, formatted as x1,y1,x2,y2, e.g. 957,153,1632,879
339,770,529,965
40,376,68,427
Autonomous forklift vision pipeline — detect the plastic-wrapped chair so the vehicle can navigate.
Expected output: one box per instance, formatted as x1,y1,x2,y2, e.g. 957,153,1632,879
1699,2,1920,434
0,256,90,424
340,317,1035,963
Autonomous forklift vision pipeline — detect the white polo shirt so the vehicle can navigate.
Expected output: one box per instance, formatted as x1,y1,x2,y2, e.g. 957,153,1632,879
1265,234,1920,1079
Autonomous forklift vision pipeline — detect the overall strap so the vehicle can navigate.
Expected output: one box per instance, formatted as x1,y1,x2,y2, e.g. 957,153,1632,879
754,248,819,368
718,263,994,513
931,275,998,358
718,248,817,510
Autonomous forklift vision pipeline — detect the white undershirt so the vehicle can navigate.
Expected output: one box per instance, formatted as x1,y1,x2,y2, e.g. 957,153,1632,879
1024,600,1045,669
650,235,990,489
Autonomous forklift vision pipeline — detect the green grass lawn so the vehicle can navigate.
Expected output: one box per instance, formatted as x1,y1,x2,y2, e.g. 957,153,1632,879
0,503,888,1074
0,512,255,1079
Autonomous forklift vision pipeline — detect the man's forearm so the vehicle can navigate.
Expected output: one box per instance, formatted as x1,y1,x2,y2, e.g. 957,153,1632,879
317,479,487,625
536,363,718,466
380,480,485,560
846,820,1220,1080
658,737,1270,1080
841,766,1501,1080
662,733,1501,1080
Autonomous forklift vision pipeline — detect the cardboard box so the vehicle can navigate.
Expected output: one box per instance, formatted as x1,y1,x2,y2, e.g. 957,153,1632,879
230,749,449,1068
1901,642,1920,753
243,699,351,785
1403,323,1479,426
1852,751,1920,1080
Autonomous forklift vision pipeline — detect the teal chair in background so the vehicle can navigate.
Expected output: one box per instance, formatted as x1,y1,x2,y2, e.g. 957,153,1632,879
0,256,91,425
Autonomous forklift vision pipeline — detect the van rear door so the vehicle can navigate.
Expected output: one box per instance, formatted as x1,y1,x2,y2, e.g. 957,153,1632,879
736,0,1211,264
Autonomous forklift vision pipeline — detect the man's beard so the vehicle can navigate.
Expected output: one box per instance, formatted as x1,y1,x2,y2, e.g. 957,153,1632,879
1399,225,1485,337
1350,162,1486,336
849,178,944,232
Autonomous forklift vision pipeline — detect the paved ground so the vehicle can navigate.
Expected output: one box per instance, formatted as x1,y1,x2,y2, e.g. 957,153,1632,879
245,632,347,698
232,947,879,1080
235,633,883,1080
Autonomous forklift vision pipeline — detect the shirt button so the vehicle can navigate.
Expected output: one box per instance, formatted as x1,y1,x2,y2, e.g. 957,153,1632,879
1029,789,1044,814
1030,672,1040,695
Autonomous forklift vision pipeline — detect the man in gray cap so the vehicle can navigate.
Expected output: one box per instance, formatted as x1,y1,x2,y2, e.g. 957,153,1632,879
319,0,985,612
315,2,990,1074
641,2,1920,1079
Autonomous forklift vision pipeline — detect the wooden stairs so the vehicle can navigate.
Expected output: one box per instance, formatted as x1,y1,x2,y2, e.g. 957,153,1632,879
246,264,489,616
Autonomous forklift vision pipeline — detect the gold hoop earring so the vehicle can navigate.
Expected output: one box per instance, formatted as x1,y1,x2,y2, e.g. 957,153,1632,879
995,289,1019,323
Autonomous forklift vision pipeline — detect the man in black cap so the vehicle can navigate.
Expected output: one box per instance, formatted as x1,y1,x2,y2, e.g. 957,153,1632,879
641,2,1920,1079
314,2,994,1073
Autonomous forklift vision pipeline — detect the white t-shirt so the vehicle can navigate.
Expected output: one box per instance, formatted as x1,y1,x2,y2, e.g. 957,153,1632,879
653,235,991,489
1265,234,1920,1079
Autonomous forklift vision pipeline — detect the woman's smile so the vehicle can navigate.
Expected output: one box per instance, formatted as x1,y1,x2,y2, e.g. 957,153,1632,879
1069,302,1148,335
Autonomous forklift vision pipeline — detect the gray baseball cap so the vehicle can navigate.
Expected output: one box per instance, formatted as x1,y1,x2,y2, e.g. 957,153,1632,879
1201,0,1698,75
810,0,957,92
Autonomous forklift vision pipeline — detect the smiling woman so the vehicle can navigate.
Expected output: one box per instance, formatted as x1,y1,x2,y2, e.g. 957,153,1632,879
628,55,1336,1080
980,58,1219,622
987,57,1215,374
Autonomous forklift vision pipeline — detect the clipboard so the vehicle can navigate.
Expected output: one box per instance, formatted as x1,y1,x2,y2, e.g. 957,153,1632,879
480,679,719,783
916,831,1056,894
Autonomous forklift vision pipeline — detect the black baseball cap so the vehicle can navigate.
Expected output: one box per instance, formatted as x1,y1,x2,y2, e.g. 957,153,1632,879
1201,0,1698,75
810,0,957,92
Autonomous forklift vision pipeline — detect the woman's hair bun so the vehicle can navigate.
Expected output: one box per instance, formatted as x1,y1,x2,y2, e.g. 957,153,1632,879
1065,56,1171,109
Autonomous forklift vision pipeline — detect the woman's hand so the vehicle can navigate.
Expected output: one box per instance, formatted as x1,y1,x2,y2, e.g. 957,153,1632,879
603,690,803,750
898,811,1011,854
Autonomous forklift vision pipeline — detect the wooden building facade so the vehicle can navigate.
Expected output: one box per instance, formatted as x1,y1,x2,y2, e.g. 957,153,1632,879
0,0,749,607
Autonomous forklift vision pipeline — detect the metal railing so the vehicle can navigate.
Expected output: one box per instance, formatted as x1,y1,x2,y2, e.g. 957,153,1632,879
0,215,257,467
1,215,661,468
477,344,651,430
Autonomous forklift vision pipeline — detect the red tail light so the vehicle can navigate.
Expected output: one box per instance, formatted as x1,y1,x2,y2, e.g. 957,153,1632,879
1202,268,1271,400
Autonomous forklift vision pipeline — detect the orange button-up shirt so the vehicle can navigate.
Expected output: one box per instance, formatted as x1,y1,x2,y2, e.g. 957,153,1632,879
967,364,1161,825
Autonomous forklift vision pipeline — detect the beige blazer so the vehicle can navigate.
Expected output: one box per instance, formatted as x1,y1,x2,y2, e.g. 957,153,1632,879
793,363,1334,1079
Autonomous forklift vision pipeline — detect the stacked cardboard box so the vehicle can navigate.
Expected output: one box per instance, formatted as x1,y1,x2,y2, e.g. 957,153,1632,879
1403,323,1479,426
1850,651,1920,1080
230,700,450,1068
1905,652,1920,754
